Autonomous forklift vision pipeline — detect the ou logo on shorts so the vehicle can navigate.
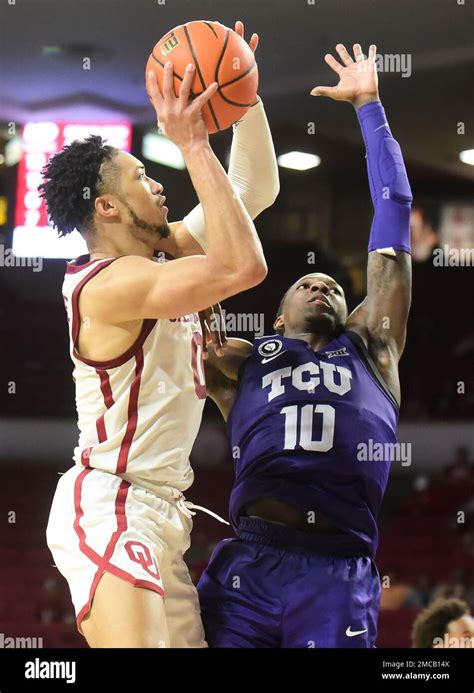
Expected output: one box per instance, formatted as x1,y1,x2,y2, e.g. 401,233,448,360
125,541,161,580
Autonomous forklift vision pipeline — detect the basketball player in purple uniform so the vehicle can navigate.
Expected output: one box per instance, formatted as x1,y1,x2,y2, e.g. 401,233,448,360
197,43,413,647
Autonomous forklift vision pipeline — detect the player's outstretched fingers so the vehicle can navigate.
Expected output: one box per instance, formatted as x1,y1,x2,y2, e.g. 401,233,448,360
235,19,259,53
147,71,164,111
368,44,377,61
162,60,176,100
179,64,195,105
324,53,344,75
353,43,364,62
249,33,259,53
310,85,339,98
189,81,218,114
336,43,354,66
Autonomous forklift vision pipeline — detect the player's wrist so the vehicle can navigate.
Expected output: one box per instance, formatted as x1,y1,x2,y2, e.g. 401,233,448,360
353,94,380,111
179,139,212,158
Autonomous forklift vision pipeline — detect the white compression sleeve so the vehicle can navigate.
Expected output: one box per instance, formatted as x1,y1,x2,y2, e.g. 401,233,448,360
182,98,279,251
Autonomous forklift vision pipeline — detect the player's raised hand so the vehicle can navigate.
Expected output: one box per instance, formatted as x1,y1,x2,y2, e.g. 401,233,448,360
147,62,218,151
310,44,380,109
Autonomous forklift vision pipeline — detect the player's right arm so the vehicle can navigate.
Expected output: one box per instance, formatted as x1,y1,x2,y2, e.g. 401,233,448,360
90,63,267,322
89,254,263,321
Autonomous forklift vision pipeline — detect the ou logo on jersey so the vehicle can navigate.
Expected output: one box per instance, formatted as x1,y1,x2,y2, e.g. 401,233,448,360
125,541,161,580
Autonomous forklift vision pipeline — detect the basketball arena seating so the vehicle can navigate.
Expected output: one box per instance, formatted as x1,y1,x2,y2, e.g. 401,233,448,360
376,468,474,647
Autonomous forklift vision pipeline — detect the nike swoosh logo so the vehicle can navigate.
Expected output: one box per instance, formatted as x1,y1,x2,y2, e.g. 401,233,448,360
345,627,368,637
261,351,287,364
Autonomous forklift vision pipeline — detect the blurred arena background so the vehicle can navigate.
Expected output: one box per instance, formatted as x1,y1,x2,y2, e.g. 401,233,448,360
0,0,473,648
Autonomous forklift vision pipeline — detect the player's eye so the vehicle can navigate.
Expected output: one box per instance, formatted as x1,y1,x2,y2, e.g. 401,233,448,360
297,282,309,290
139,171,147,180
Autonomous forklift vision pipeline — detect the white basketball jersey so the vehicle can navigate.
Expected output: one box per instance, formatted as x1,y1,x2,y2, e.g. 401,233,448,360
62,254,206,494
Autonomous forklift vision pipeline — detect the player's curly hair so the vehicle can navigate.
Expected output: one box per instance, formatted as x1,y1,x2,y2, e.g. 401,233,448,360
38,135,120,237
411,597,470,648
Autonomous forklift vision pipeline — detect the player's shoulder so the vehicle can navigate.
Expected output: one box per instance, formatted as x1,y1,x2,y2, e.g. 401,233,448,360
77,255,159,322
86,254,160,290
107,254,162,274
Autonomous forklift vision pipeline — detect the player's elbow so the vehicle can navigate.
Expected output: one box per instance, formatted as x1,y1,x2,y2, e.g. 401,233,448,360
249,179,280,218
261,173,280,210
246,258,268,286
225,259,268,292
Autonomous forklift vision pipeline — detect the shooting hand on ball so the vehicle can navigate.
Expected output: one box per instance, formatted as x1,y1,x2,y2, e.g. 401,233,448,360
147,62,218,151
311,43,380,110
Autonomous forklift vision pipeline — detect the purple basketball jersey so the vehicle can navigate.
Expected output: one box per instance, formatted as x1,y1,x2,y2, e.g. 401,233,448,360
226,331,399,557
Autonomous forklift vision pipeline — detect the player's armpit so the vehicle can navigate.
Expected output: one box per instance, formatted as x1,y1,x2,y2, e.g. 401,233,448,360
204,337,253,380
85,255,262,324
346,250,411,361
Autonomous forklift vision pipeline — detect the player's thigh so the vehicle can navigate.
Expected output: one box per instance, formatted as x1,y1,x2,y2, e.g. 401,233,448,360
282,554,380,648
159,552,207,648
81,571,170,648
198,539,282,647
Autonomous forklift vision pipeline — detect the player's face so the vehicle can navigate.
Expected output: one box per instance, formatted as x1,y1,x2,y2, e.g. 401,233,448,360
113,152,170,240
445,614,474,647
275,273,347,335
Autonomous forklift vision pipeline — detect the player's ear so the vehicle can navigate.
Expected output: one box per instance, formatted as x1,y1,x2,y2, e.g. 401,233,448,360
273,314,284,334
95,195,120,221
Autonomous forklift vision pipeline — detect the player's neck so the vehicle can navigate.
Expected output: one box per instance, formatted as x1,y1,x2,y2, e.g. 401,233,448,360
284,330,335,352
88,235,154,262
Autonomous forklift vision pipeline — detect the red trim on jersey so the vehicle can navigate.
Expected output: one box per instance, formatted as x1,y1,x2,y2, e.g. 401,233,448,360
95,370,114,443
97,369,114,408
66,254,116,274
73,468,164,633
96,418,107,445
74,319,156,370
69,259,157,369
81,447,93,467
70,258,117,346
116,348,144,474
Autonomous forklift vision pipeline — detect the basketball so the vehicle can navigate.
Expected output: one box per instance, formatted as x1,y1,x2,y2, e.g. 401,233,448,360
145,20,259,134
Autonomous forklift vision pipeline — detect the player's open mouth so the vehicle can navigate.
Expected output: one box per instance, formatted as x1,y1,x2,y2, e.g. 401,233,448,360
308,296,331,309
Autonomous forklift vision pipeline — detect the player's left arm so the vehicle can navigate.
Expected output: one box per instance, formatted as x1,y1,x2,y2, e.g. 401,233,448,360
311,43,412,400
204,336,253,421
156,21,279,260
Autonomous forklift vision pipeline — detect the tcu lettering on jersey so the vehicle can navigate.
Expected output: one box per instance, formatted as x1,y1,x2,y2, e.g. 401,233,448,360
262,361,353,402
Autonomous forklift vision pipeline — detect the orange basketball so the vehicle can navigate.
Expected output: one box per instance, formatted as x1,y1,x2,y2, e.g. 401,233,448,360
146,20,259,134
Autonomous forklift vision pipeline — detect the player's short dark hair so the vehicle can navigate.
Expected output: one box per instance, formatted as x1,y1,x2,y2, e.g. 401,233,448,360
38,135,120,237
411,598,470,648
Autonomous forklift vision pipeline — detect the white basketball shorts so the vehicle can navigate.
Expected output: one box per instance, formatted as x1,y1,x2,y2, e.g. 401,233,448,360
46,465,206,647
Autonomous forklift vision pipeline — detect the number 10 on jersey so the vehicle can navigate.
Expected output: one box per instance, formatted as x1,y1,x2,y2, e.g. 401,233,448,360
280,404,335,452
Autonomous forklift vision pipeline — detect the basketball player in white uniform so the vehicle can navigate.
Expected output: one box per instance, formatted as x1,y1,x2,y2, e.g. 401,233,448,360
42,25,279,648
